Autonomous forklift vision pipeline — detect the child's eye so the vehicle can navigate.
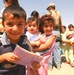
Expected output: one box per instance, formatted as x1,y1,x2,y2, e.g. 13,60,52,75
18,23,23,26
33,25,37,27
6,22,13,27
50,24,53,27
28,24,31,27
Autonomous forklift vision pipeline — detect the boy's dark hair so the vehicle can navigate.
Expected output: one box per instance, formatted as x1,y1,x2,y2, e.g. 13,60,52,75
27,17,39,26
3,0,19,6
39,15,54,33
2,5,26,25
31,10,39,19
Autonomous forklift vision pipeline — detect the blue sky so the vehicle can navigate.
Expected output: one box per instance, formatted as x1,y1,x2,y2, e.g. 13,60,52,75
0,0,74,27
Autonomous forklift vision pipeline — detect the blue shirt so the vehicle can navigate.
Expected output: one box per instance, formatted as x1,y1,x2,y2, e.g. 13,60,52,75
0,32,32,75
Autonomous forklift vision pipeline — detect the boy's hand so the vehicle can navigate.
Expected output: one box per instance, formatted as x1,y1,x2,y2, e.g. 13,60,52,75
31,61,41,70
4,52,20,62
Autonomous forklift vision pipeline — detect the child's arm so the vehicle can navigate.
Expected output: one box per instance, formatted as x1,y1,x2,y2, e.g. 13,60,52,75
33,35,56,51
30,41,41,47
0,52,19,63
67,34,73,39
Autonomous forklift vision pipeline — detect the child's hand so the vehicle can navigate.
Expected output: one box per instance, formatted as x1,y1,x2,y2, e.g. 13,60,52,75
4,52,20,62
35,41,41,46
31,61,41,70
67,40,72,45
30,41,40,47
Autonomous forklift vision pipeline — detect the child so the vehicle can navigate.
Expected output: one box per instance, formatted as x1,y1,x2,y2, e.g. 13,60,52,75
66,24,74,67
33,15,56,53
1,0,19,17
3,0,19,8
0,5,40,75
67,24,74,43
30,10,40,19
33,15,56,75
26,17,41,47
60,26,67,55
0,0,20,37
60,26,71,63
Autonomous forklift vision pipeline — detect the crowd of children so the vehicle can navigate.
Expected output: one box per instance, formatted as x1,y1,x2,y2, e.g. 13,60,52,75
61,24,74,67
0,0,74,75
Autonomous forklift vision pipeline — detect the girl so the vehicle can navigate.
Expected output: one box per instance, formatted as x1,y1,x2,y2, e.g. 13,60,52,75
33,15,56,75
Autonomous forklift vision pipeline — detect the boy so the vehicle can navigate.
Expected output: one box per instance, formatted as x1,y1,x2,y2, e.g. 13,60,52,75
0,5,40,75
0,0,19,38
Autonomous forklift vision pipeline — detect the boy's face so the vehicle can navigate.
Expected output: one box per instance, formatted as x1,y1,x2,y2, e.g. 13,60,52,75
3,13,26,43
42,21,53,36
26,21,38,34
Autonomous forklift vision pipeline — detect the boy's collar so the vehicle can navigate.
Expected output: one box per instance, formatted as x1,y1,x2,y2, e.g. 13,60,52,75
1,32,10,45
1,32,27,45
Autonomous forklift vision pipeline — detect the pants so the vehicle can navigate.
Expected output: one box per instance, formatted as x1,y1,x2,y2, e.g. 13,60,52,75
64,44,74,63
48,42,61,68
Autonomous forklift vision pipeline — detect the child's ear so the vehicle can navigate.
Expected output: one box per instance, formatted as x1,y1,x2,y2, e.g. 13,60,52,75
0,19,4,32
1,19,4,27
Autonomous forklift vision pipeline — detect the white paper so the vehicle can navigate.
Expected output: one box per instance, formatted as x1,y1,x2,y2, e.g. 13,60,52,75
13,45,43,68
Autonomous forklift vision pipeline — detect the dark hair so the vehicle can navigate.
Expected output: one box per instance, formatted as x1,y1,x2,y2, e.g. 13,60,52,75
3,0,19,6
39,15,54,33
68,24,74,28
27,17,39,26
2,5,26,24
62,26,66,29
50,6,55,9
31,10,39,19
